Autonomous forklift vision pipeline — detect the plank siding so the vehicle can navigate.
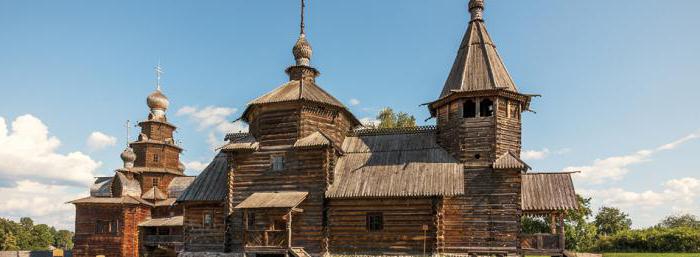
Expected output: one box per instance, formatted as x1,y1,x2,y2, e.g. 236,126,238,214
327,198,437,256
440,168,522,255
227,147,330,256
73,204,150,257
183,203,227,252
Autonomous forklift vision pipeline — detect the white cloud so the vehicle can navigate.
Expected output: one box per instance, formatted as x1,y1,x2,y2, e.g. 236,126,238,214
0,180,85,230
0,115,102,187
522,148,571,161
0,115,101,230
359,117,380,128
86,131,117,150
349,98,360,106
184,161,208,173
177,106,249,149
567,132,699,184
582,177,700,216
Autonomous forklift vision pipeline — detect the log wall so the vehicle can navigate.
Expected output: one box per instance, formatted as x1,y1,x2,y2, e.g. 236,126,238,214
183,203,227,252
495,98,522,157
73,204,150,257
439,168,521,255
327,198,437,256
227,147,329,256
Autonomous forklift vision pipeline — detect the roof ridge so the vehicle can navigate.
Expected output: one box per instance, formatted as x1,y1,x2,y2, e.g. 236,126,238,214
351,125,436,136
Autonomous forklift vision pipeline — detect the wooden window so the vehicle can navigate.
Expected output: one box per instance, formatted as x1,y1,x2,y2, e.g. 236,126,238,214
463,100,477,118
247,212,256,228
95,220,117,234
366,212,383,232
271,155,285,171
480,98,494,117
152,178,160,188
153,154,160,163
203,211,213,228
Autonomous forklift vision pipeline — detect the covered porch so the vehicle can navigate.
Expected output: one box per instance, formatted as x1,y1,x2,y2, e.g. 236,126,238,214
234,191,309,256
521,172,579,257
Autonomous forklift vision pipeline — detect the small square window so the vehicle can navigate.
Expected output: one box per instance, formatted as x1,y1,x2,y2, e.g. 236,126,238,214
366,212,383,232
271,156,285,171
153,154,160,163
152,178,160,188
203,212,213,227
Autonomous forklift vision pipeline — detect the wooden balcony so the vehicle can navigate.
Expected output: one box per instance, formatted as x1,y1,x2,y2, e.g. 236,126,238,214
143,235,183,246
521,233,564,256
245,230,287,248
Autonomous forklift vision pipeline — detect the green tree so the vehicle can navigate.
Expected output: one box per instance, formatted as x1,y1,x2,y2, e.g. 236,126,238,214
1,231,19,251
30,224,54,250
54,230,73,249
564,195,597,251
374,107,417,129
594,206,632,236
658,214,700,229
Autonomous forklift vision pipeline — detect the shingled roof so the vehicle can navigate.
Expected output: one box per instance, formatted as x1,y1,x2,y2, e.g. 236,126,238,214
177,153,229,202
326,128,464,198
439,6,518,99
522,173,579,212
240,79,359,125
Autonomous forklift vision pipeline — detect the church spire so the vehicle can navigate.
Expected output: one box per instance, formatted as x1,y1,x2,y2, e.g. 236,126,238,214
287,0,319,80
147,63,170,121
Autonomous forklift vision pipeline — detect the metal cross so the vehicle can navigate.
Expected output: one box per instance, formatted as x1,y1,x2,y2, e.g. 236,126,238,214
155,63,164,91
300,0,306,35
125,120,130,146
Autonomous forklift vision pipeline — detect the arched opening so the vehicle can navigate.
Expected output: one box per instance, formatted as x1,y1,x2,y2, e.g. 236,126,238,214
463,100,477,118
480,99,494,117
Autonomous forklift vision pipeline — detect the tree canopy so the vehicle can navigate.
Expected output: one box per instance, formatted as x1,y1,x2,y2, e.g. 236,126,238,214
0,217,73,250
373,107,417,129
594,206,632,236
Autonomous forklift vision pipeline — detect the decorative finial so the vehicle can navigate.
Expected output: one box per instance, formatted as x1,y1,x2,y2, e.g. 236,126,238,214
469,0,485,21
300,0,306,35
125,120,130,146
292,0,312,66
155,62,164,91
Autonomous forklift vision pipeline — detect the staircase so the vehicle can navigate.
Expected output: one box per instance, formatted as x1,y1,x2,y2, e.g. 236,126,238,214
289,247,311,257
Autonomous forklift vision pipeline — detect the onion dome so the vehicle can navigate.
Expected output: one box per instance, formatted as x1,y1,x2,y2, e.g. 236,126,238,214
293,34,313,66
120,147,136,169
147,89,170,111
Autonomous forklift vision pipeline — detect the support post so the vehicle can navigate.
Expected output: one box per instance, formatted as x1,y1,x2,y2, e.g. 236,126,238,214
550,213,556,234
558,212,565,250
287,210,293,249
243,209,248,247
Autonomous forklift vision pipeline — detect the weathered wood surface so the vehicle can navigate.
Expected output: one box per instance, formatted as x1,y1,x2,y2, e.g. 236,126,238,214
73,204,150,257
183,203,226,252
327,198,437,256
522,173,578,212
439,168,521,255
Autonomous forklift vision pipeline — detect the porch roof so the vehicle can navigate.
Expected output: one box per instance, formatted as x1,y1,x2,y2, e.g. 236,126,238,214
138,216,184,227
234,191,308,209
522,172,579,212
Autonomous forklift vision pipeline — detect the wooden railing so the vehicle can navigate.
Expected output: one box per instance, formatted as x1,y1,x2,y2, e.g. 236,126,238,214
521,233,561,250
245,230,287,247
143,235,183,244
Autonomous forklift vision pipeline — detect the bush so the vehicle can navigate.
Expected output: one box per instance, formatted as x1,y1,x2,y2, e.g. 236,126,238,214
595,226,700,252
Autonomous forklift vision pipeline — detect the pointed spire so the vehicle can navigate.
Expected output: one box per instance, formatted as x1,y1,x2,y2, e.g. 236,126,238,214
287,0,319,80
469,0,485,21
293,0,312,67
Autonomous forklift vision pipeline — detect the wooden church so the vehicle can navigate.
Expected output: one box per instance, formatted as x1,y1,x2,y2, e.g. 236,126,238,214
71,1,579,257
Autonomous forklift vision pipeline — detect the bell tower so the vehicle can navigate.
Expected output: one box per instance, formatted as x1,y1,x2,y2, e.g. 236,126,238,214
429,0,532,167
130,64,185,196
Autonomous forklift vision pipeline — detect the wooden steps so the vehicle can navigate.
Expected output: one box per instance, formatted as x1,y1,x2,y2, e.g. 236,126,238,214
289,247,311,257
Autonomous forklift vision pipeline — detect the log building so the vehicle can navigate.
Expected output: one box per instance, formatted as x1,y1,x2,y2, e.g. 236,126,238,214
71,1,579,257
176,1,579,257
70,77,196,257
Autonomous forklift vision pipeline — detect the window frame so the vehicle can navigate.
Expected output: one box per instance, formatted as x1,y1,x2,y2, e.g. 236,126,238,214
479,98,494,117
270,155,285,171
462,99,477,118
203,211,214,228
366,212,384,232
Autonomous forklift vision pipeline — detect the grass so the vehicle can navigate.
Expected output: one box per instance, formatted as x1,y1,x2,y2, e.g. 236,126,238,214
528,254,700,257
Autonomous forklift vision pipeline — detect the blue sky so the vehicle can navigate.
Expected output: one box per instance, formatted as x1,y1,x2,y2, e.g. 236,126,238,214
0,0,698,230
